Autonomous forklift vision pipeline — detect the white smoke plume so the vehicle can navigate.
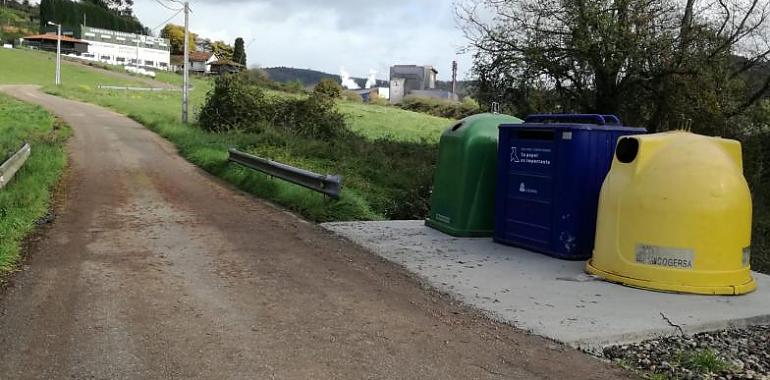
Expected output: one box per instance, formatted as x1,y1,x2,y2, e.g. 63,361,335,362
365,69,377,89
339,67,360,90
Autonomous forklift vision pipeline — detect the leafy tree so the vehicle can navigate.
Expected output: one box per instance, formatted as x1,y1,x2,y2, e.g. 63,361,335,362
459,0,770,133
40,0,144,36
232,37,246,66
196,37,212,52
160,23,196,55
211,40,233,62
83,0,133,16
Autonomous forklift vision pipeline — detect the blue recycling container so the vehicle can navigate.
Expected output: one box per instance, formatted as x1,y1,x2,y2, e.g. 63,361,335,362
494,114,646,260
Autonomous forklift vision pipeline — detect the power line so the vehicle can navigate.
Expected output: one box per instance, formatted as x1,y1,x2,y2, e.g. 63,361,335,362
153,0,183,12
151,8,183,31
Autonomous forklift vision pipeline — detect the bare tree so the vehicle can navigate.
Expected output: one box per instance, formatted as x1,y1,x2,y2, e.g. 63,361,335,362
458,0,770,132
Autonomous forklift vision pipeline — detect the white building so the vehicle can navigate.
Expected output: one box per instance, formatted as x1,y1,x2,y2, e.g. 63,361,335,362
79,25,171,71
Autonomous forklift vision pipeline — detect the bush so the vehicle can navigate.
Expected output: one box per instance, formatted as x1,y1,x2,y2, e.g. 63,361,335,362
399,95,481,119
285,79,305,93
267,94,348,140
240,129,437,220
198,74,267,132
199,74,348,140
314,78,342,99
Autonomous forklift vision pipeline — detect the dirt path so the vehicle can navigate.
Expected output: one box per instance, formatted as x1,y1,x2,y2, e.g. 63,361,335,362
0,85,634,380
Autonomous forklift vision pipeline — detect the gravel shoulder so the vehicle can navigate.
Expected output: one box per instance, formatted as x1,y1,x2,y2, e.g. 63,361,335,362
0,85,634,379
605,325,769,379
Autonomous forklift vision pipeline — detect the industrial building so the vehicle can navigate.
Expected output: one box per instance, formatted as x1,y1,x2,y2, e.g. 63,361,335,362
78,25,170,70
389,64,458,104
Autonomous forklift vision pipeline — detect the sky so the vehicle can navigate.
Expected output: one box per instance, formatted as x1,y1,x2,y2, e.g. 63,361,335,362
132,0,475,81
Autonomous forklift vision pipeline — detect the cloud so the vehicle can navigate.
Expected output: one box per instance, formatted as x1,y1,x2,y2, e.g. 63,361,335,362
133,0,473,80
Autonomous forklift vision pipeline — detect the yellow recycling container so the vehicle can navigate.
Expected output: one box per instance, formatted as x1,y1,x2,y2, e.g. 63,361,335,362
587,131,755,295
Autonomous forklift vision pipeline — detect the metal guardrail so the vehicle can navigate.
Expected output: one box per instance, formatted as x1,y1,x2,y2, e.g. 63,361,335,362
0,143,31,189
98,85,183,92
228,148,342,199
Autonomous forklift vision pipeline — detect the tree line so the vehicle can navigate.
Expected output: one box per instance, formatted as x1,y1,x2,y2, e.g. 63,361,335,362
39,0,145,36
160,23,247,66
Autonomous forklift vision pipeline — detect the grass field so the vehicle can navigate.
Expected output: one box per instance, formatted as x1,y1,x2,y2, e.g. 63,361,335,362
0,48,146,87
340,101,449,142
0,94,70,274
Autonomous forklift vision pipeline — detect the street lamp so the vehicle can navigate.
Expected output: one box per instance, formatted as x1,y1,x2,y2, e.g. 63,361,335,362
47,21,61,86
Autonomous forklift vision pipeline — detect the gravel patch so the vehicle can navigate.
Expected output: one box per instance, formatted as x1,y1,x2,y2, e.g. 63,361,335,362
603,325,769,379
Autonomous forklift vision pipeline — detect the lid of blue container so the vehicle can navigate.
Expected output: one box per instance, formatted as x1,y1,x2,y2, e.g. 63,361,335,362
500,114,646,132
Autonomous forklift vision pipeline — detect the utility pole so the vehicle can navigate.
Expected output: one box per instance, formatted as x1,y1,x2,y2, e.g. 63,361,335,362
48,21,61,86
135,36,140,67
451,60,458,98
182,1,190,124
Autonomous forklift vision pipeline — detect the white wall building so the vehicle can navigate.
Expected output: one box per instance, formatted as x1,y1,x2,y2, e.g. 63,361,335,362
79,25,171,70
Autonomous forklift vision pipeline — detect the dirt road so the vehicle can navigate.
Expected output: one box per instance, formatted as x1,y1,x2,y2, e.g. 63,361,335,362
0,86,633,379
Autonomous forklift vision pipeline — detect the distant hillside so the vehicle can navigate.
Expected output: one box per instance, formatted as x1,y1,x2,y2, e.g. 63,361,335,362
263,67,387,88
0,2,39,44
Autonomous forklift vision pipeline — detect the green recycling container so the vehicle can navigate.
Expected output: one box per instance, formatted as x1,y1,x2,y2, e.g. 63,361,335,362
426,113,523,236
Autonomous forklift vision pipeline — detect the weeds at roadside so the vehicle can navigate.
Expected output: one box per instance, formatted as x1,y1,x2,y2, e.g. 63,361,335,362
0,95,70,274
676,349,733,374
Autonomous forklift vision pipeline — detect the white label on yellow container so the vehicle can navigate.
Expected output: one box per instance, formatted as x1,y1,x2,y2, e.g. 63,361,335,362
635,244,694,269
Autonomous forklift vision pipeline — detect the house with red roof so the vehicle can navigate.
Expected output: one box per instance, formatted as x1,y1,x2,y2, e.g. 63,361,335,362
22,33,89,55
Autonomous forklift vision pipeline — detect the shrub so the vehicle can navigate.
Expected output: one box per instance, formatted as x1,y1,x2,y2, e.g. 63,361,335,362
399,95,481,119
199,75,348,140
314,78,342,99
241,129,437,220
286,79,305,93
198,74,267,132
268,94,348,140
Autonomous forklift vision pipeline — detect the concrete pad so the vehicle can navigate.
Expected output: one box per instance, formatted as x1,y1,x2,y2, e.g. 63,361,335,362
322,220,770,352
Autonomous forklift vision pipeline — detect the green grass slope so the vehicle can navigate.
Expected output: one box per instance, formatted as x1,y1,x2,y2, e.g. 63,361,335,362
0,48,148,87
0,94,70,274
